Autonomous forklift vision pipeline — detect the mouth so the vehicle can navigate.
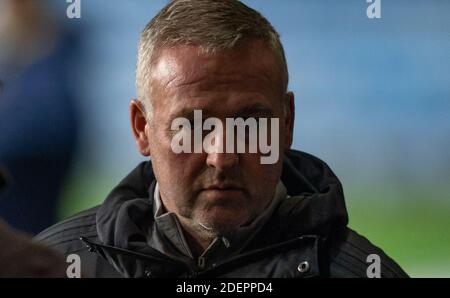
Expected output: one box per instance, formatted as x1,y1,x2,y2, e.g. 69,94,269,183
202,183,244,192
201,183,246,199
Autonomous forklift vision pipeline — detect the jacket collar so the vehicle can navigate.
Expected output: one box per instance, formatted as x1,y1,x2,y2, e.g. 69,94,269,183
150,180,287,268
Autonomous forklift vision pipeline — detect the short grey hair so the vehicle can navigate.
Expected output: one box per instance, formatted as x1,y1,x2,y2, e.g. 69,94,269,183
136,0,289,119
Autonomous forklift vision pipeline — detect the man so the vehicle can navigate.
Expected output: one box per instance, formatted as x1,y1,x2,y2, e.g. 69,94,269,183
36,0,408,278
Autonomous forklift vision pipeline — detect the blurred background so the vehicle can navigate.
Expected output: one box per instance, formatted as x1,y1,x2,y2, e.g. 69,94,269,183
0,0,448,277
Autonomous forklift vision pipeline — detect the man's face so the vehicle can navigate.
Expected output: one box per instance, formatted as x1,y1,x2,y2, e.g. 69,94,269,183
133,40,294,234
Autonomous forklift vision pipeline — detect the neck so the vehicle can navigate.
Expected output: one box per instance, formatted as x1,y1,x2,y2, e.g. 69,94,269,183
177,217,217,258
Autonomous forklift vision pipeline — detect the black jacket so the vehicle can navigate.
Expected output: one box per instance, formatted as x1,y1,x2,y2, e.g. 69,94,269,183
35,150,408,278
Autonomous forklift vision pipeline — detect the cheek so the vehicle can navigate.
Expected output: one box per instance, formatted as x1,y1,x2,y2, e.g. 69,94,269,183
151,147,206,195
240,154,283,196
149,125,207,185
154,153,204,182
151,152,206,215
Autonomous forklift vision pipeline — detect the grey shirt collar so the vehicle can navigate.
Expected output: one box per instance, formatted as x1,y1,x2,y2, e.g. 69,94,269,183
149,181,287,269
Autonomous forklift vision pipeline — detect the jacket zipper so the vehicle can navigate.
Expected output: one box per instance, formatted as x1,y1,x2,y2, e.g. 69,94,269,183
81,235,318,277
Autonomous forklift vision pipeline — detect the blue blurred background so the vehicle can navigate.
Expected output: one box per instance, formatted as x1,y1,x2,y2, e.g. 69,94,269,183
0,0,449,277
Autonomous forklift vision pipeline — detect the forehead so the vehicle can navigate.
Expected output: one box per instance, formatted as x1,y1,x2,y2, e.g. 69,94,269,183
149,41,284,117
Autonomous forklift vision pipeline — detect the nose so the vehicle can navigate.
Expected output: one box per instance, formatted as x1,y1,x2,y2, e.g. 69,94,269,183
206,151,239,170
205,127,239,170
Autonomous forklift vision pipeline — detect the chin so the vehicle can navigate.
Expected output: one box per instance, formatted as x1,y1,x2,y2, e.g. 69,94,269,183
196,207,251,234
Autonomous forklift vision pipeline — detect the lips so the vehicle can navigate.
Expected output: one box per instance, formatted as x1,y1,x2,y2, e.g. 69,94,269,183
201,183,246,199
203,183,244,191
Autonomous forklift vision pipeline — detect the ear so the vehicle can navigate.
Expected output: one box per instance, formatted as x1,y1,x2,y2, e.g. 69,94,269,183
130,99,151,157
284,92,295,151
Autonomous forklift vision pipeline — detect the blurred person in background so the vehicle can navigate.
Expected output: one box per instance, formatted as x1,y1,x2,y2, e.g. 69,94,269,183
0,217,67,278
0,161,67,278
0,0,80,234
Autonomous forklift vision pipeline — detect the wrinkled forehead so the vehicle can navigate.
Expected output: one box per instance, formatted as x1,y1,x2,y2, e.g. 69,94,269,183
149,41,285,100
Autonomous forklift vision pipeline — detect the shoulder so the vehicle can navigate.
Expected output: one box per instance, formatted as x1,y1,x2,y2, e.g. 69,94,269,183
35,206,100,253
327,227,409,278
35,206,121,277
